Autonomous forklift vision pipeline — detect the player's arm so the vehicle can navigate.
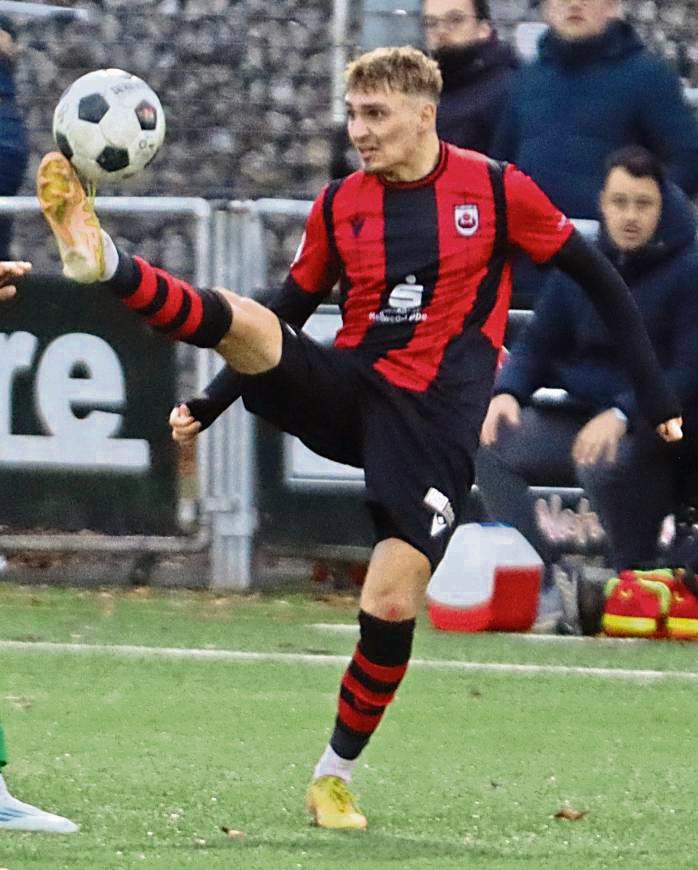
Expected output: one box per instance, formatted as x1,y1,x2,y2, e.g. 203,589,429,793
0,261,31,299
505,165,681,432
172,187,342,437
549,230,681,428
610,269,698,421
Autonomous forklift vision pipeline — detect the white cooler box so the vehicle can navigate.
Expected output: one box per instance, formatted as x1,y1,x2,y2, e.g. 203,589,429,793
426,523,543,632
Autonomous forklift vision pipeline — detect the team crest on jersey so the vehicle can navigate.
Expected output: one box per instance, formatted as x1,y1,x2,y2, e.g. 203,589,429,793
454,204,479,237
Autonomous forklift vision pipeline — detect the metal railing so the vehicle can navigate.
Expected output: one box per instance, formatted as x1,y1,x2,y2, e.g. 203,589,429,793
0,193,605,587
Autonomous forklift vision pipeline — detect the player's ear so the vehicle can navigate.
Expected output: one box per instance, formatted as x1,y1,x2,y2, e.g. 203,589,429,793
419,98,436,131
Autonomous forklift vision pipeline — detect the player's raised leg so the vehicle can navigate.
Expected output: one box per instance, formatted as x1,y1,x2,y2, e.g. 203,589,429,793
37,152,281,374
307,538,430,830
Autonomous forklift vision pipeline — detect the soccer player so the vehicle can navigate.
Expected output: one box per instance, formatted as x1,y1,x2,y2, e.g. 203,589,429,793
0,267,78,834
35,46,681,830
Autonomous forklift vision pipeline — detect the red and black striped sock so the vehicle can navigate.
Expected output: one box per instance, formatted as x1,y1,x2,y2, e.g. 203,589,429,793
106,251,232,348
330,609,415,761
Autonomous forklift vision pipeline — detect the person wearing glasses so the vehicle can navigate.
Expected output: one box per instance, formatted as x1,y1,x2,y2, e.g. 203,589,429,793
330,1,517,178
422,0,518,154
492,0,698,307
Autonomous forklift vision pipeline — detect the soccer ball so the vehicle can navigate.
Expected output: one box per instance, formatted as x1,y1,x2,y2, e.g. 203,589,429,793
52,68,165,185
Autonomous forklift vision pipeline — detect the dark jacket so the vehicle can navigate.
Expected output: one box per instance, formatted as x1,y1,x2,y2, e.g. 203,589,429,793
496,182,698,424
492,20,698,218
0,56,27,194
434,34,518,154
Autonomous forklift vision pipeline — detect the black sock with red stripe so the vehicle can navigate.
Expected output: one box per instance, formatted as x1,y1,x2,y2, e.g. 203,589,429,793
106,251,232,348
330,609,415,761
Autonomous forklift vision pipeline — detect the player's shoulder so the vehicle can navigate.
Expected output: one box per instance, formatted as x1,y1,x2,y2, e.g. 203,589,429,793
444,142,493,166
446,144,507,175
322,169,378,200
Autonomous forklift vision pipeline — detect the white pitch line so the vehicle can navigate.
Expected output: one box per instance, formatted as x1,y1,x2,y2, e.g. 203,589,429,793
309,623,644,643
1,639,697,683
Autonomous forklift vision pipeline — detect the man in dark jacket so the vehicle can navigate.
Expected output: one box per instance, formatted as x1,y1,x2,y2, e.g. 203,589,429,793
423,0,518,153
476,146,698,585
0,15,28,259
492,0,698,306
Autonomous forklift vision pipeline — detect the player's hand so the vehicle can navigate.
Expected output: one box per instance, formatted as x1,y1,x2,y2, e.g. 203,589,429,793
656,416,683,443
480,393,521,446
572,409,626,466
169,403,202,444
0,261,31,300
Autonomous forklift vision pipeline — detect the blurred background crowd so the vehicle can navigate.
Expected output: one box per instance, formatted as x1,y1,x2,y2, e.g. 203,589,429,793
1,0,697,279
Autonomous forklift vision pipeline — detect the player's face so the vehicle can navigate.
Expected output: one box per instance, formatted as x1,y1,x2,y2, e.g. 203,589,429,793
600,167,662,252
422,0,489,52
544,0,617,42
346,88,435,182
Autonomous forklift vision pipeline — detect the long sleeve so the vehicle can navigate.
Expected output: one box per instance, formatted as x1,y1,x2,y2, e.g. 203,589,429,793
613,267,698,419
550,230,681,427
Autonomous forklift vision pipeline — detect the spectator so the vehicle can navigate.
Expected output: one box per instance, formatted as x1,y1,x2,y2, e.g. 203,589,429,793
330,0,517,177
0,15,28,260
476,147,698,613
423,0,518,153
492,0,698,306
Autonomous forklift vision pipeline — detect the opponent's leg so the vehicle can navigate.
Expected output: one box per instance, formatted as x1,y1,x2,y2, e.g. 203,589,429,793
37,152,281,373
307,538,429,830
0,725,78,833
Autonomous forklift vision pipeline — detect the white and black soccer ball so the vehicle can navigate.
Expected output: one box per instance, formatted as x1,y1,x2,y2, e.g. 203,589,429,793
52,68,165,185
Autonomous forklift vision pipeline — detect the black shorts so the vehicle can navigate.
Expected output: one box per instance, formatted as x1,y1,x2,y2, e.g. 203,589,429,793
241,323,476,569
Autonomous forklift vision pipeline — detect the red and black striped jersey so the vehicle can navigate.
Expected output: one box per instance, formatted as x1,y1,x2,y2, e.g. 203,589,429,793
276,142,573,394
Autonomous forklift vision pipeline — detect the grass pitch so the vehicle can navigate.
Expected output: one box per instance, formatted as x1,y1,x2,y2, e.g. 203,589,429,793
0,583,696,869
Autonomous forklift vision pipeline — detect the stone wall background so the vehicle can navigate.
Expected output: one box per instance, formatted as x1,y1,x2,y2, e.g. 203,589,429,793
7,0,698,283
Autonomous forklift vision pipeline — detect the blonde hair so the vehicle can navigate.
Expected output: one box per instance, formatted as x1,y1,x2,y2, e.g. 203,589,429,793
345,46,442,103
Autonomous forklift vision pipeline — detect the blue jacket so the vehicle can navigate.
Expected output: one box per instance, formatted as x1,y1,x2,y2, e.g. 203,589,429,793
492,20,698,218
0,57,27,195
496,181,698,424
434,35,518,154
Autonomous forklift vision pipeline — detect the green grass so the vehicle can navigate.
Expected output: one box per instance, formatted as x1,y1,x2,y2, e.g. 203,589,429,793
1,583,697,869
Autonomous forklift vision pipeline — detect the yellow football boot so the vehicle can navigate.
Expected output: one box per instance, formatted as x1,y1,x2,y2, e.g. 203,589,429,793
36,151,105,283
306,776,367,830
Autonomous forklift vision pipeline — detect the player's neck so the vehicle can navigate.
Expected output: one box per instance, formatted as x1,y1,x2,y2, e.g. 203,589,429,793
380,134,441,184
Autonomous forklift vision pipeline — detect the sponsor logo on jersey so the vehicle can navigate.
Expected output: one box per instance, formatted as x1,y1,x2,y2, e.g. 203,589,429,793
388,276,423,310
369,275,427,324
454,204,479,237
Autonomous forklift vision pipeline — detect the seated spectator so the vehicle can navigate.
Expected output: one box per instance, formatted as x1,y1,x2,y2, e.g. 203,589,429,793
422,0,518,153
475,146,698,606
330,0,518,177
492,0,698,307
0,15,28,259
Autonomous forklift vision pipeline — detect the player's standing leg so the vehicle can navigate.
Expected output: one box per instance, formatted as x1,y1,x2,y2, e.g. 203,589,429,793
306,538,430,829
0,724,78,833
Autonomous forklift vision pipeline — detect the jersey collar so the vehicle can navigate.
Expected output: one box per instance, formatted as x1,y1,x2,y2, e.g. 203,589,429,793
378,141,448,190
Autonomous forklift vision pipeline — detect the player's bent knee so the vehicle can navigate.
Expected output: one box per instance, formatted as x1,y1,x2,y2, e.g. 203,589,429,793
214,291,283,373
